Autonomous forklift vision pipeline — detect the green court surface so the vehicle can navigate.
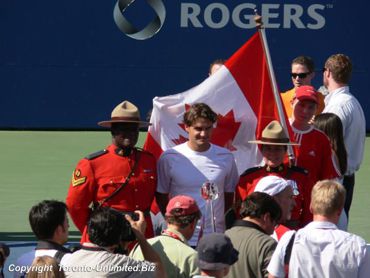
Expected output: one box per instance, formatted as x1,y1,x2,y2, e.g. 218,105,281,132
0,131,369,241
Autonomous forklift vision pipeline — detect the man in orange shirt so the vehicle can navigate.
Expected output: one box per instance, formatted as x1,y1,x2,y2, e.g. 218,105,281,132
281,56,324,118
66,100,157,243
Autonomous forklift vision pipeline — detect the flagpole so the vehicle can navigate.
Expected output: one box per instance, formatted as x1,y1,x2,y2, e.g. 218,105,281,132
254,12,296,163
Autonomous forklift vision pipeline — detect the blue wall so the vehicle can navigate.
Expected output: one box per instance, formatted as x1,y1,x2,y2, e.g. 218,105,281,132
1,0,369,130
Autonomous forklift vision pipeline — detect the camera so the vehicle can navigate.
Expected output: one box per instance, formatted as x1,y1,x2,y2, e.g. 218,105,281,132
121,211,138,242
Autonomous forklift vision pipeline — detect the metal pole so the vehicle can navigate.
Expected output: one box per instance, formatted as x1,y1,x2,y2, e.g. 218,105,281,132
256,21,296,163
210,200,216,232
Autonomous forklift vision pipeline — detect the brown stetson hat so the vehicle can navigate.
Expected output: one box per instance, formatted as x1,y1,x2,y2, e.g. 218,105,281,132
248,120,299,146
98,100,151,128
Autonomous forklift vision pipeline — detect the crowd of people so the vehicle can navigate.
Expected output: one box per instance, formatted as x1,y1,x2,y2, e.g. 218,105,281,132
2,54,368,277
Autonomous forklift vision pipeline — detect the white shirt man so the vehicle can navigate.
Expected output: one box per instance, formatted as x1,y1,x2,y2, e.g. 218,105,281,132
322,54,366,217
157,142,238,246
267,180,370,278
156,103,239,246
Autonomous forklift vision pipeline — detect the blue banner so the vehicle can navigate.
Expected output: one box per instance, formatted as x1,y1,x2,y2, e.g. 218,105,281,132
1,1,369,130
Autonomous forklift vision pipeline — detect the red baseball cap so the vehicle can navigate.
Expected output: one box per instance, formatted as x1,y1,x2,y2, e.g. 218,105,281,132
294,85,319,104
165,195,200,217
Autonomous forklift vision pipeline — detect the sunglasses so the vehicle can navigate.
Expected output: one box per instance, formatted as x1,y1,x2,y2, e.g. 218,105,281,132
290,72,311,79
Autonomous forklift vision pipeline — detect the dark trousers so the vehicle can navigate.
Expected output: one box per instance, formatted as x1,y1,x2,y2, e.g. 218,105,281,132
343,174,355,218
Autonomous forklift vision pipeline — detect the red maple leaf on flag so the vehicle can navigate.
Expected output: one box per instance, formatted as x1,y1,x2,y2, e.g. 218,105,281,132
174,104,240,151
172,104,190,145
211,110,240,151
176,103,191,132
172,134,188,145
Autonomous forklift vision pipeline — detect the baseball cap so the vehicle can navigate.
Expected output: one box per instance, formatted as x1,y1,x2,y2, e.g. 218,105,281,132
255,176,299,196
295,85,319,104
165,195,200,217
197,233,239,270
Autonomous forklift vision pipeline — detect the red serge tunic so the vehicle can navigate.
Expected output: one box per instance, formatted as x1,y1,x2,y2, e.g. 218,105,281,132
66,144,157,243
236,164,308,227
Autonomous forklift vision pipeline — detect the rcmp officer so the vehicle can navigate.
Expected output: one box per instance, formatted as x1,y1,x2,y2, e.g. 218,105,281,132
66,100,157,243
236,121,309,230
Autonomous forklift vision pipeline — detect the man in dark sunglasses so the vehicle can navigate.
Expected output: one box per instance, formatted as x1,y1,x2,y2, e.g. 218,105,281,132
281,56,325,118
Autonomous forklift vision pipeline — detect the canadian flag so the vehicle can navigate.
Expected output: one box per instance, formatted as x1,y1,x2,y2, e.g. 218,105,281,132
144,32,285,174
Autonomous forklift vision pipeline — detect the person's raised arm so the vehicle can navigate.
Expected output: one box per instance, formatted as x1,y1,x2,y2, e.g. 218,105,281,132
125,211,167,278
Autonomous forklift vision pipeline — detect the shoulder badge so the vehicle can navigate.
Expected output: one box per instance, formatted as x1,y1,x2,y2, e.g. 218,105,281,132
241,166,263,177
85,149,108,160
290,165,309,175
71,169,87,186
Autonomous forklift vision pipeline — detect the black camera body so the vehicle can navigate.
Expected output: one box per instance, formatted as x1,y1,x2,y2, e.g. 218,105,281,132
121,211,138,242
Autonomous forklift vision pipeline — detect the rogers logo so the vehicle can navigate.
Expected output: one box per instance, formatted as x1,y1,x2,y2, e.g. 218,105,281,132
113,0,166,40
180,3,327,30
113,1,329,40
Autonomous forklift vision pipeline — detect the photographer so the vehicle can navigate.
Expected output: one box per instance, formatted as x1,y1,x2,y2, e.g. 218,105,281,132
62,207,166,278
131,195,201,277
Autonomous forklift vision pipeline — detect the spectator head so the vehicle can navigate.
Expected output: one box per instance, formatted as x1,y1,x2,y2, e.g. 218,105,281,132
324,54,352,85
209,59,226,76
249,121,298,168
88,207,125,248
165,195,201,240
27,256,65,278
197,233,238,277
290,56,315,88
292,85,318,126
29,200,69,244
294,85,319,104
310,180,346,219
255,176,298,223
240,192,282,235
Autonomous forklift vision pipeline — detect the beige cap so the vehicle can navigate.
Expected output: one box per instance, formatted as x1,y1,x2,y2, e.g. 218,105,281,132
248,120,298,146
98,100,150,128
